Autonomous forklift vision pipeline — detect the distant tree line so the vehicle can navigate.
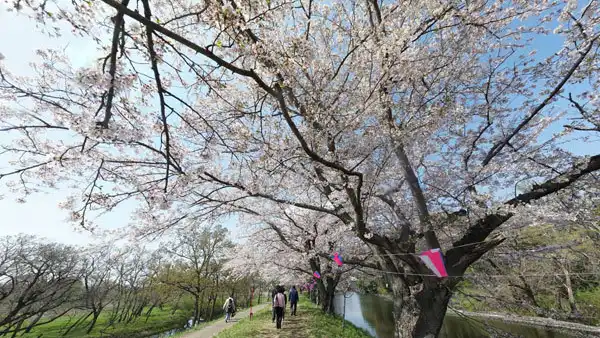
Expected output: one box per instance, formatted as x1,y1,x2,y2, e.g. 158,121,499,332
0,223,264,337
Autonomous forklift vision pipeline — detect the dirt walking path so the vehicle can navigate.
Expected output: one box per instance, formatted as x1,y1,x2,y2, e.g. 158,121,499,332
247,311,309,338
177,304,269,338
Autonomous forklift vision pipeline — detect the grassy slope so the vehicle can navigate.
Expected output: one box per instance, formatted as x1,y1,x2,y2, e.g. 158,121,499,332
18,307,190,338
215,297,372,338
12,293,276,338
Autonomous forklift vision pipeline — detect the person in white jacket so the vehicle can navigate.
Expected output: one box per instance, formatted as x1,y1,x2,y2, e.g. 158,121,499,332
223,295,236,323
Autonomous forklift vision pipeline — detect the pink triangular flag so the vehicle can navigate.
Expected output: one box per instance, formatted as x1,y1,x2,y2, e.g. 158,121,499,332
419,248,448,277
333,252,343,267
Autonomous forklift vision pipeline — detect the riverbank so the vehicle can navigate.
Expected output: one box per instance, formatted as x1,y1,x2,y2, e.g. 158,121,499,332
365,292,600,334
448,309,600,337
214,298,372,338
335,292,600,338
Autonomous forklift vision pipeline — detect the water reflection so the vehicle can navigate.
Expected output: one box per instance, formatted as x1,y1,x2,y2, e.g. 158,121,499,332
357,293,394,338
150,318,194,338
334,293,584,338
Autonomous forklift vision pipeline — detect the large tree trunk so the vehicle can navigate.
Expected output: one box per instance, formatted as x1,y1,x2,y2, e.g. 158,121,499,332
11,319,23,338
63,311,93,336
87,311,101,334
24,312,43,333
315,278,336,314
311,279,337,314
209,293,218,320
558,261,578,317
390,277,452,338
309,258,339,314
198,290,206,320
322,276,338,314
310,287,317,303
258,287,262,304
209,275,219,320
193,294,200,326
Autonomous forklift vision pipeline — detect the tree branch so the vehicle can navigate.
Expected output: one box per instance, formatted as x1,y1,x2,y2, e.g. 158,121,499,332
99,0,275,95
481,37,598,166
447,154,600,272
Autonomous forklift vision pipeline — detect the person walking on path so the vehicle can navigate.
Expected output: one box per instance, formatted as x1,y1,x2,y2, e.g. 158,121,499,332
223,294,236,323
282,286,287,321
289,286,299,316
177,304,268,338
273,286,286,329
271,285,278,323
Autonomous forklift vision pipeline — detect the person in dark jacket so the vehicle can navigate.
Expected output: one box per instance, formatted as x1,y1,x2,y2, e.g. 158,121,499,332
289,286,299,315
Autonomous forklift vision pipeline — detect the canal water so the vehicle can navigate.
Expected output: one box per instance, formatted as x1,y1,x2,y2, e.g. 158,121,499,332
333,293,587,338
149,318,193,338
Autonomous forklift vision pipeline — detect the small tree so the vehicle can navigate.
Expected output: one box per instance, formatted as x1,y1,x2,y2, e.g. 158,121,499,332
160,223,232,325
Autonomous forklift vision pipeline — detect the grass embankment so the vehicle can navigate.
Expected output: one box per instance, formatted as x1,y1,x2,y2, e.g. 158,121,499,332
16,307,190,338
215,297,372,338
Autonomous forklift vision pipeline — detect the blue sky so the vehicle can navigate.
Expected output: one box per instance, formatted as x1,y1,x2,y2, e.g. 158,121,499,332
0,6,158,246
0,7,107,245
0,4,246,246
0,2,597,245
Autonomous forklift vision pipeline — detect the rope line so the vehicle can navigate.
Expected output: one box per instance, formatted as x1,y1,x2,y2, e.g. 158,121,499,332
362,271,600,278
332,234,587,259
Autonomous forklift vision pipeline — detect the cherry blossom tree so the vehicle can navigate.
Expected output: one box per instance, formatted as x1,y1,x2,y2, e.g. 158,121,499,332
1,0,600,337
230,205,369,313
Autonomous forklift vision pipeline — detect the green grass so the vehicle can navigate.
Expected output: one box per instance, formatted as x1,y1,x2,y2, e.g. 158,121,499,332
8,293,279,338
15,307,191,338
213,307,272,338
215,297,372,338
575,287,600,325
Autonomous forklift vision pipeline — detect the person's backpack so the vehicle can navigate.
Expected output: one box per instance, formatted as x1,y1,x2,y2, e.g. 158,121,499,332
273,293,285,308
227,299,234,312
